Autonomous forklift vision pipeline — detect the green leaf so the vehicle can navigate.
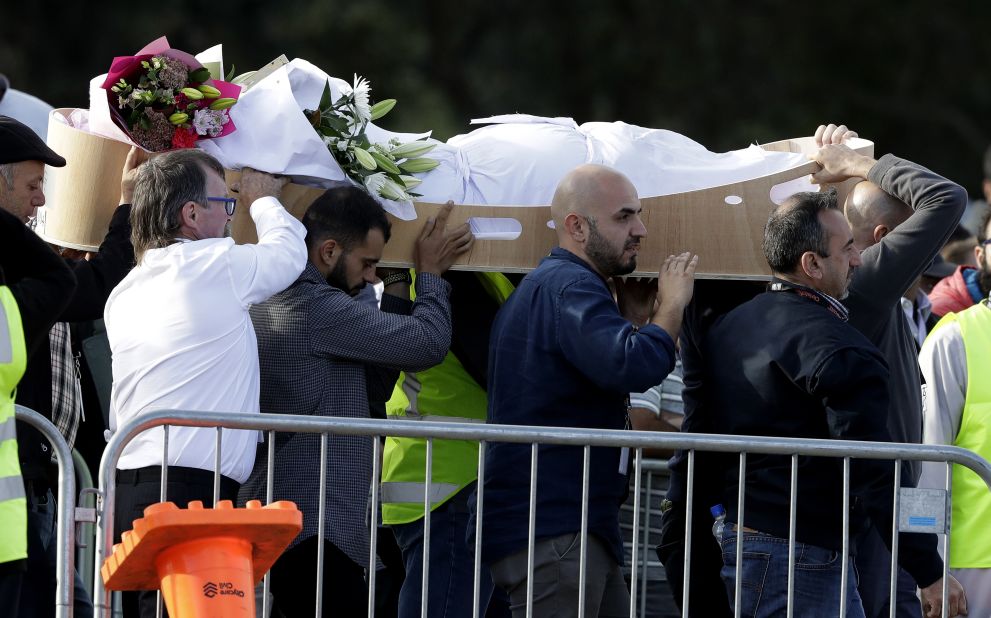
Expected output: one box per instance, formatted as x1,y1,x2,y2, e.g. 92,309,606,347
319,80,334,110
321,115,348,134
369,98,397,121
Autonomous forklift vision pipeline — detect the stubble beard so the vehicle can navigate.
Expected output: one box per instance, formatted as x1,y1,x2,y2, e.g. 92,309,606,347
586,223,637,278
979,255,991,297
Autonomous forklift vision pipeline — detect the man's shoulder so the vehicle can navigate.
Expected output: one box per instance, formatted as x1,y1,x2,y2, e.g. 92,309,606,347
527,255,601,293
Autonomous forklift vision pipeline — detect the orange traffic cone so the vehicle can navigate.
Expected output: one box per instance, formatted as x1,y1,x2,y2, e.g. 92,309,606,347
102,499,302,618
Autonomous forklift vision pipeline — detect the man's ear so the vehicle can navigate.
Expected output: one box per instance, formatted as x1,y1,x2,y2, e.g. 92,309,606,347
563,212,586,242
976,244,985,266
872,224,890,244
179,201,198,228
318,238,339,266
799,251,823,281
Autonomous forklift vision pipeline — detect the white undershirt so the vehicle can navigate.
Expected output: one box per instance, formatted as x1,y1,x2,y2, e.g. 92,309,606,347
105,196,307,482
918,319,969,490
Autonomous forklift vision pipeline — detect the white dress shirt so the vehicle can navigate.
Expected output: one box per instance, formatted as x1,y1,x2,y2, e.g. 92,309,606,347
105,196,307,482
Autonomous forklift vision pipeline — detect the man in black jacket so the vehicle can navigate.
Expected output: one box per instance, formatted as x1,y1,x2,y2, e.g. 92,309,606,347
1,114,138,617
0,205,76,617
705,190,966,617
813,124,968,618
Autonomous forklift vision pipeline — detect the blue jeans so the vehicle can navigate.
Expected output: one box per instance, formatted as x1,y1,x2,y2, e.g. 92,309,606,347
719,524,865,618
391,484,495,618
20,488,93,618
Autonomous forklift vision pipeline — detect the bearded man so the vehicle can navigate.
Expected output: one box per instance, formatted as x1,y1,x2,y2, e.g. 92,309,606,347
478,164,698,617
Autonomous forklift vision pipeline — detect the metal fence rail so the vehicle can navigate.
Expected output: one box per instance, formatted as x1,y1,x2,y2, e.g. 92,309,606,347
14,404,77,618
93,409,991,618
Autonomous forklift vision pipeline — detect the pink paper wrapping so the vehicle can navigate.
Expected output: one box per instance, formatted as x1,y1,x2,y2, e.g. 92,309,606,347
100,36,241,145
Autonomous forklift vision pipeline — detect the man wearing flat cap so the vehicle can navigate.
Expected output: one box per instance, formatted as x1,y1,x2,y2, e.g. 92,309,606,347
0,114,66,223
1,114,139,617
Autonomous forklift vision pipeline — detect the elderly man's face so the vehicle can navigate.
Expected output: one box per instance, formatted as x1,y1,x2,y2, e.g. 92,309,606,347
0,160,46,223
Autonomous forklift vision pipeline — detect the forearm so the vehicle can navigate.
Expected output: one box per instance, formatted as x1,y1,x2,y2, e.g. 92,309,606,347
233,197,308,304
650,304,683,343
851,155,968,314
312,274,453,371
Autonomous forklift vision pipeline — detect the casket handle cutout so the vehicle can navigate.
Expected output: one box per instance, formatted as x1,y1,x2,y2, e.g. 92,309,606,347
467,217,523,241
724,195,743,205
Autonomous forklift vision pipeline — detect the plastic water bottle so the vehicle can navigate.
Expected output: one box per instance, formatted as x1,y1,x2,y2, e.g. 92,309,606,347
711,504,726,542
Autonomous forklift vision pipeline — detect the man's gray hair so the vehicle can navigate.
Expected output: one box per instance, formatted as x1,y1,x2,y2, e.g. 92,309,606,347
130,149,225,263
0,162,14,190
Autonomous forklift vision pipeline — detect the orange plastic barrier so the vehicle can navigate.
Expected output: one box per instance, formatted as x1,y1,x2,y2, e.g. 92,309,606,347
102,499,302,618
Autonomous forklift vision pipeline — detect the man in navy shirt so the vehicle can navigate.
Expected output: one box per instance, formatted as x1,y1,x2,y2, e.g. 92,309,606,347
480,164,697,616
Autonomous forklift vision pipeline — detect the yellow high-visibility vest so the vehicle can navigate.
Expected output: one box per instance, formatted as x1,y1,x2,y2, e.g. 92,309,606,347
0,285,28,564
930,304,991,568
381,272,514,525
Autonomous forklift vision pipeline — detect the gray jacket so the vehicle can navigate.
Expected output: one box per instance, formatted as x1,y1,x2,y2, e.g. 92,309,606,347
846,154,967,483
238,264,452,567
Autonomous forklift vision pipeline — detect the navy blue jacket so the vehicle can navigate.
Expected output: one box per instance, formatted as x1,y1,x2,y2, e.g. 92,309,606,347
478,248,677,565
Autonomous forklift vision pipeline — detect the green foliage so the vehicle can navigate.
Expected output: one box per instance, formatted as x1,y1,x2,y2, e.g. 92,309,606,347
303,77,437,202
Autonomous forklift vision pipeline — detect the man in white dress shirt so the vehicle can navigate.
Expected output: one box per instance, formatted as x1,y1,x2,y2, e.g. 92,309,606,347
919,293,991,618
103,149,306,617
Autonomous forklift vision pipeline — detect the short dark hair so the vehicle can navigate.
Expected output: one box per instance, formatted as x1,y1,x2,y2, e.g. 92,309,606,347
302,186,392,252
130,149,225,263
762,189,839,273
979,207,991,245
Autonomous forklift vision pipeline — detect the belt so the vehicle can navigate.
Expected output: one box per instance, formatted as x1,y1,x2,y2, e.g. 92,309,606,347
117,466,239,492
730,523,761,534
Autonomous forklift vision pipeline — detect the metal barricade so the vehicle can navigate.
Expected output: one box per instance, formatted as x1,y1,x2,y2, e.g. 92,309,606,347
14,404,78,618
621,459,675,618
93,409,991,618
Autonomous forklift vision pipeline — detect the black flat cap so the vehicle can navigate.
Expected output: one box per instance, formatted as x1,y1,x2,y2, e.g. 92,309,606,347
0,114,66,167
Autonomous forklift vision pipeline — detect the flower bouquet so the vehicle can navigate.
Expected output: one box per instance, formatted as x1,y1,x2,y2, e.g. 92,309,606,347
304,75,439,204
100,36,241,151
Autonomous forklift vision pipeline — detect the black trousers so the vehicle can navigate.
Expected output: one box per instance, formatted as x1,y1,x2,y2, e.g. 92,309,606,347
656,497,732,618
269,535,367,617
114,466,240,618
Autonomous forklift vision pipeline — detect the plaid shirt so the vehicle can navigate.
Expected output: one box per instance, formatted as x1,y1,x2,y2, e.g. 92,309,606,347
49,321,82,451
239,263,452,567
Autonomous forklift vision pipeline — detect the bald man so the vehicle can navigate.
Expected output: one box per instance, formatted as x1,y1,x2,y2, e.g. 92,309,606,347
810,126,967,618
477,164,697,616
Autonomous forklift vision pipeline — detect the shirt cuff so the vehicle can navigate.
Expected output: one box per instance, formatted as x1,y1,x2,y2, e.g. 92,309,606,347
414,271,453,298
249,196,306,239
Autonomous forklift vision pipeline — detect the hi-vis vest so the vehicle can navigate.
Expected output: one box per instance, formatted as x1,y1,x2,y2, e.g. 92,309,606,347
381,272,514,525
931,303,991,568
0,286,27,564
